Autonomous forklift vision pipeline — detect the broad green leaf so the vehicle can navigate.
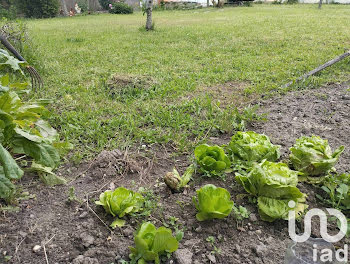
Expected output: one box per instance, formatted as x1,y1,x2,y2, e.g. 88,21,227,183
0,144,23,180
152,228,179,253
35,120,58,140
29,162,66,186
290,135,344,176
13,138,60,168
95,187,144,219
194,144,231,177
228,131,280,165
131,222,178,263
236,160,304,200
258,196,307,222
193,184,234,221
0,49,26,74
0,144,23,201
110,218,126,228
0,75,9,86
0,169,16,200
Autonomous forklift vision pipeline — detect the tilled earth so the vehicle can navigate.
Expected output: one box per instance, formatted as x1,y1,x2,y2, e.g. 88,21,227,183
1,82,349,264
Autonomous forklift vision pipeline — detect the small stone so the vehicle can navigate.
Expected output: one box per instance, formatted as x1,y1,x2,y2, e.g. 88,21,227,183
79,212,88,218
30,214,35,218
122,227,134,237
255,229,262,235
19,231,28,237
235,244,241,254
195,226,202,232
115,255,121,260
249,213,258,222
80,233,95,247
252,243,267,257
174,248,193,264
207,254,216,263
237,226,246,232
33,245,42,253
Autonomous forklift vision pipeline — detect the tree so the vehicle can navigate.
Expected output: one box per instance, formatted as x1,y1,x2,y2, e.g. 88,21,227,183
60,0,68,15
145,0,153,31
318,0,322,8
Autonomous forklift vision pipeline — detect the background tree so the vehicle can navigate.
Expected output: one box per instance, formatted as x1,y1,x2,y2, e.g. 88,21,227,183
145,0,153,31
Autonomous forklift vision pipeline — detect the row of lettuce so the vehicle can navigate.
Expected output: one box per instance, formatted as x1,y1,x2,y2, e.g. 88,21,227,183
94,131,346,263
0,49,71,203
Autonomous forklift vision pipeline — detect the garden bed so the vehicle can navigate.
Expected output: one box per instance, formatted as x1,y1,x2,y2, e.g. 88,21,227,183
1,81,349,264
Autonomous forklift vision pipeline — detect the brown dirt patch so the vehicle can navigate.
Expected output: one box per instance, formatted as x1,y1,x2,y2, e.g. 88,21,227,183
189,81,260,107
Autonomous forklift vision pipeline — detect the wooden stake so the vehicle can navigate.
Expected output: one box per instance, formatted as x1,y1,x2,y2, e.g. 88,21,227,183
282,50,350,89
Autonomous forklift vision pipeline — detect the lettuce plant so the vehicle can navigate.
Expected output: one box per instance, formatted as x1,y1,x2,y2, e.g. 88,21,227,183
228,131,280,168
192,184,234,221
96,187,144,228
194,144,231,177
236,160,307,222
290,135,344,176
164,164,194,192
129,222,179,264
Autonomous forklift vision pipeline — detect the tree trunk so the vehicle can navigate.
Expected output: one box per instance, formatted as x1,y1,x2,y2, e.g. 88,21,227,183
318,0,322,9
60,0,68,16
207,0,210,7
145,0,153,30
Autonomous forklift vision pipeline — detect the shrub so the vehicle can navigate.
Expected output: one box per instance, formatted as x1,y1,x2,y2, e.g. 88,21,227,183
108,2,133,14
98,0,110,9
77,0,89,13
0,0,17,19
15,0,59,18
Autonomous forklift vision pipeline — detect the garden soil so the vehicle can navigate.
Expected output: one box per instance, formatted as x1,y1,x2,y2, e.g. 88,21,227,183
1,81,350,264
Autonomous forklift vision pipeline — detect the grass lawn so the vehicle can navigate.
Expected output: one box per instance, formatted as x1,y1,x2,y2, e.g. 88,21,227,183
27,4,350,161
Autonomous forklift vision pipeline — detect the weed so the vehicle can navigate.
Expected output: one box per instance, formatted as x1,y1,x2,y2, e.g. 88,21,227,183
316,173,350,213
206,236,222,255
232,205,250,221
67,187,81,203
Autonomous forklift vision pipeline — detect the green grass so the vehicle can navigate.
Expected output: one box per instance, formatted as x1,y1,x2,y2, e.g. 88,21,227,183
26,4,350,161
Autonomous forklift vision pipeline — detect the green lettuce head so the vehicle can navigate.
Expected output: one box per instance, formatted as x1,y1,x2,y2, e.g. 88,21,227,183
96,187,144,228
290,135,344,176
228,131,280,166
129,222,179,264
192,184,234,221
236,160,307,222
194,144,231,177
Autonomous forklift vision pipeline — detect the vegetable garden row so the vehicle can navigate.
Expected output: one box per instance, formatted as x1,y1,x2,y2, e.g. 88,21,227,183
94,131,346,263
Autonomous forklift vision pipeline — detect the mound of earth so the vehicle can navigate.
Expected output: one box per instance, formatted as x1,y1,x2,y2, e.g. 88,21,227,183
0,82,349,264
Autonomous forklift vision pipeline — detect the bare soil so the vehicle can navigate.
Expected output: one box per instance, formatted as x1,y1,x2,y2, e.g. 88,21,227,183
1,82,350,264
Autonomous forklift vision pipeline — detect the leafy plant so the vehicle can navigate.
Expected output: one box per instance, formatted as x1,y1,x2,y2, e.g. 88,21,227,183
194,144,231,178
316,173,350,213
95,187,144,228
206,236,221,255
0,52,69,202
129,222,179,264
236,160,307,222
228,131,280,171
108,2,133,14
192,184,234,221
162,216,185,242
232,205,250,221
15,0,59,18
289,135,344,176
164,164,194,192
98,0,110,9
